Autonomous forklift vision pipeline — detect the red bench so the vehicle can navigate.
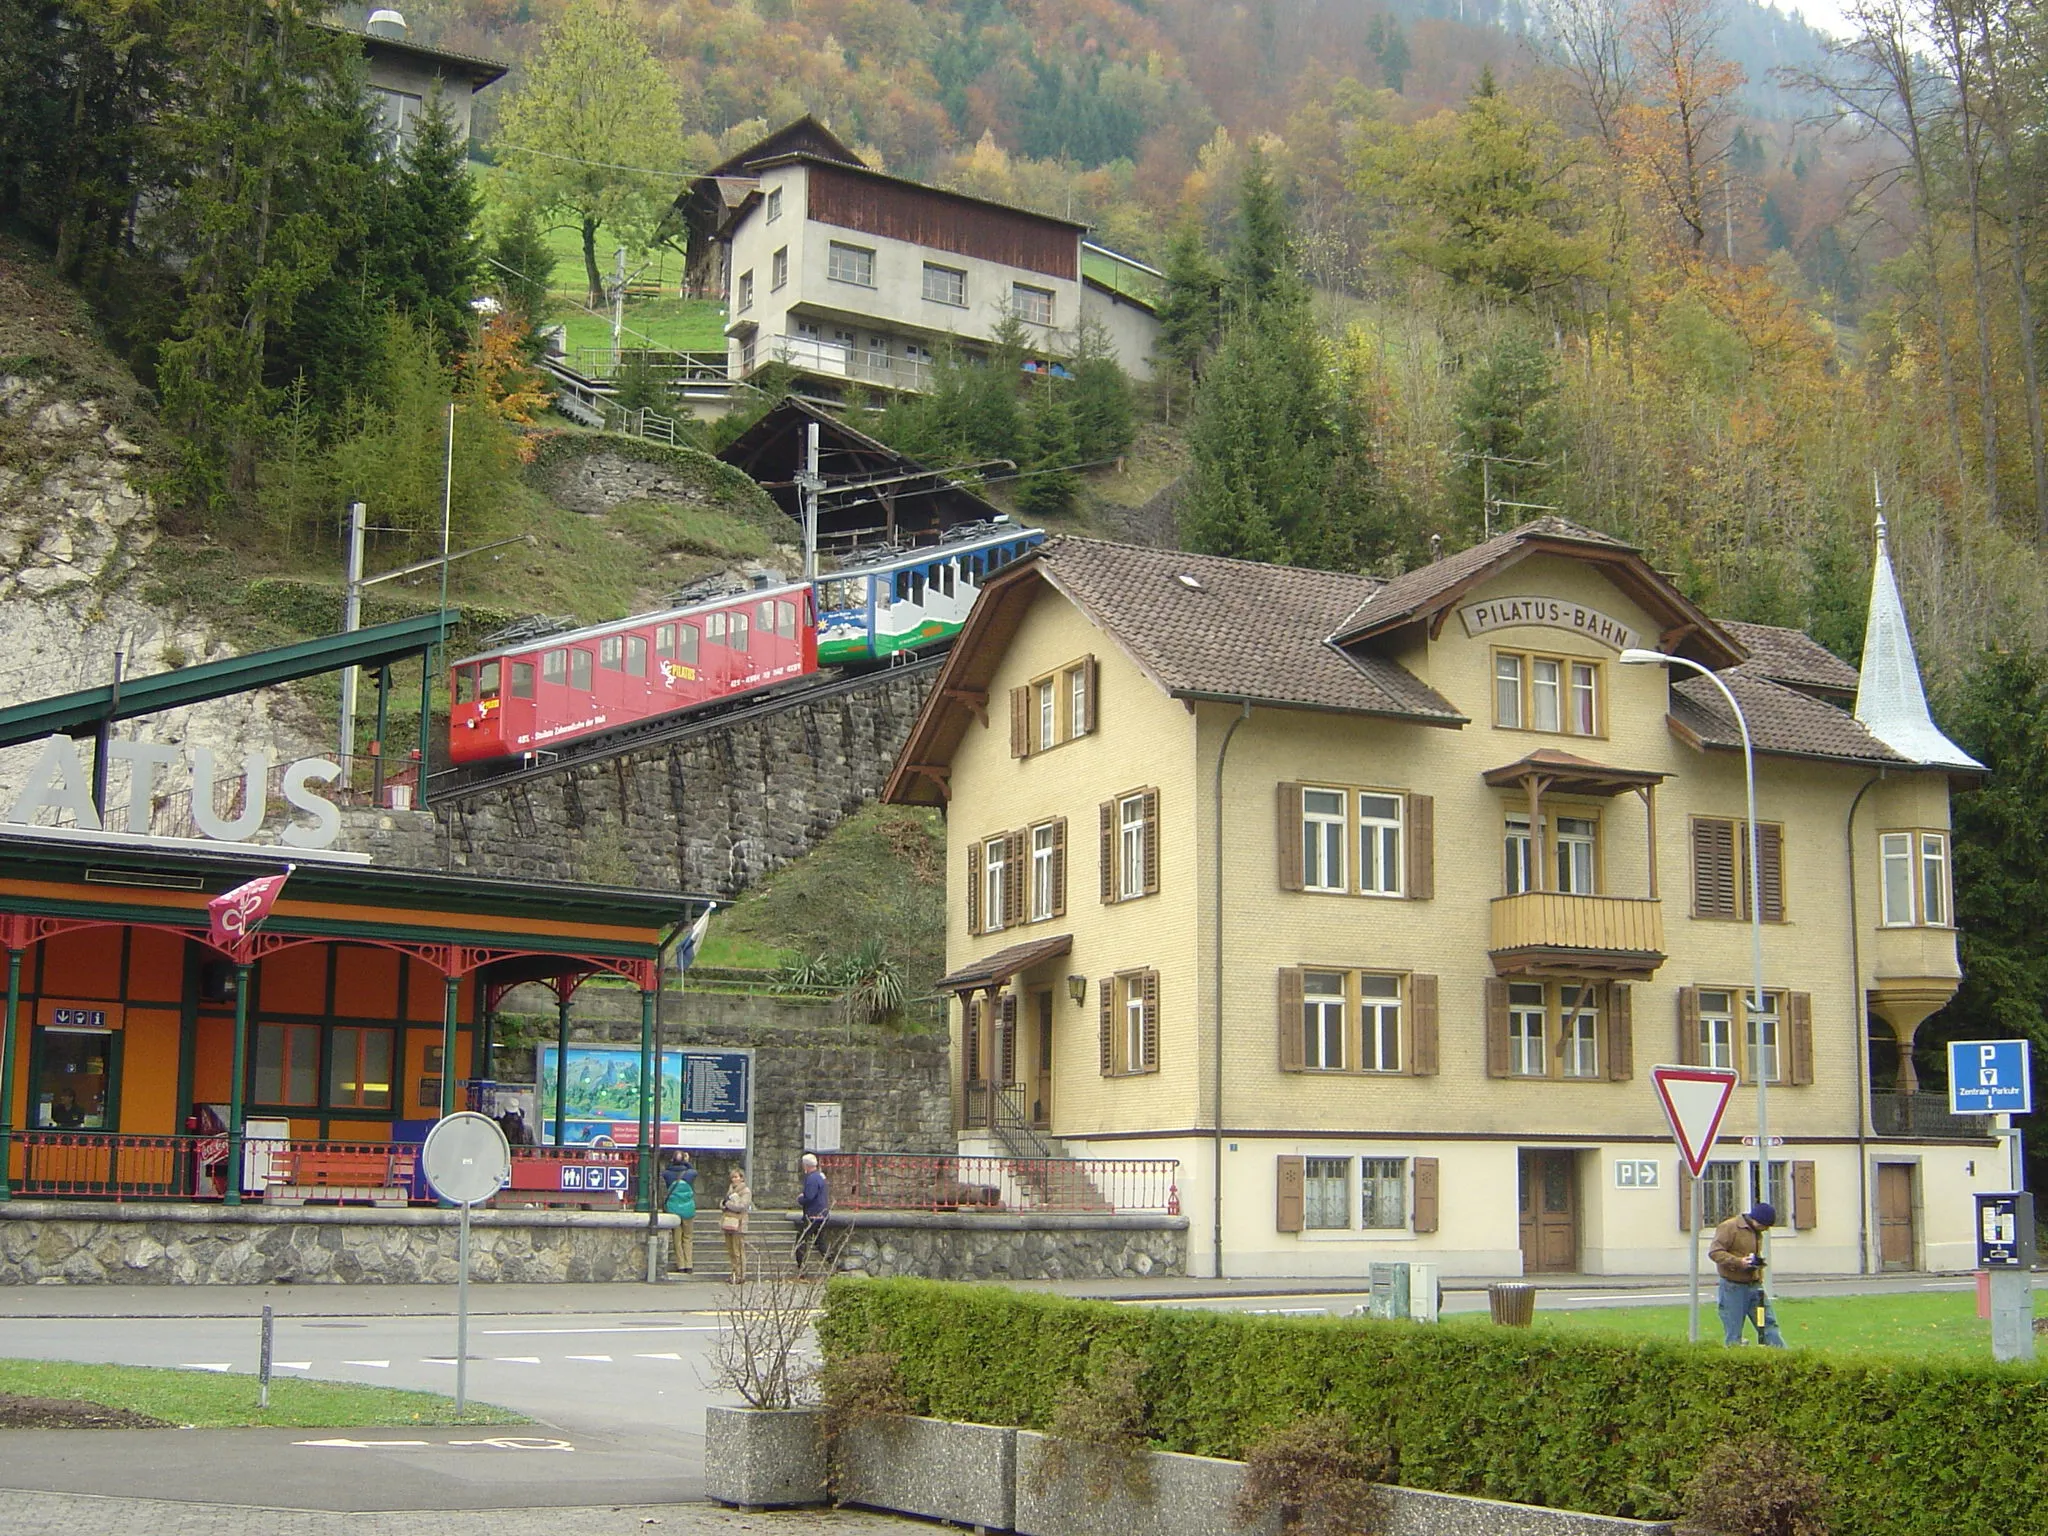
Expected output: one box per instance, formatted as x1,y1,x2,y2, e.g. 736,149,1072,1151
265,1146,416,1207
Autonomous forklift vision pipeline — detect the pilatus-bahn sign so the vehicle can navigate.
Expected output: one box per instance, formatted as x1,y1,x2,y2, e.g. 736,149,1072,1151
4,735,342,849
1458,598,1640,653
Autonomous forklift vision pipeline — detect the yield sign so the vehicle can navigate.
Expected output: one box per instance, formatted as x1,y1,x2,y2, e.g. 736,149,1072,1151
1650,1065,1739,1178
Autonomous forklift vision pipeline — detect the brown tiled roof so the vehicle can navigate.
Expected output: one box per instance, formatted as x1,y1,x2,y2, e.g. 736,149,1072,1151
938,934,1072,992
1038,539,1463,722
1720,621,1859,696
1480,748,1666,795
1332,518,1634,637
1670,673,1909,766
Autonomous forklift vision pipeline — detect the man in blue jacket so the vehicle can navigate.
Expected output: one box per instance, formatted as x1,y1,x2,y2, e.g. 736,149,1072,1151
794,1153,831,1274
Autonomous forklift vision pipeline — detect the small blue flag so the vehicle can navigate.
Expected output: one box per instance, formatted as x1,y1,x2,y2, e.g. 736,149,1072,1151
672,908,712,973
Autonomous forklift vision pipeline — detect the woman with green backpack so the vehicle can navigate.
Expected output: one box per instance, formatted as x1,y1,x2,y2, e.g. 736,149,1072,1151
663,1151,697,1273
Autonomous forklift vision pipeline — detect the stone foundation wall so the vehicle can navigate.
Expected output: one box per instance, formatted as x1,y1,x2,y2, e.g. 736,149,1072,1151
825,1212,1187,1281
0,1202,672,1285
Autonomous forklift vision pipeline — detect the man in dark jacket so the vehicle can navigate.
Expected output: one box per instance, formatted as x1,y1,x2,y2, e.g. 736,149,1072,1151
794,1153,831,1273
1708,1202,1784,1346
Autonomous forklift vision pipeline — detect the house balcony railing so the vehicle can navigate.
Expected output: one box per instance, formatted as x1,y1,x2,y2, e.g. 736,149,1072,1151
1489,892,1667,978
1870,1092,1993,1140
764,334,936,393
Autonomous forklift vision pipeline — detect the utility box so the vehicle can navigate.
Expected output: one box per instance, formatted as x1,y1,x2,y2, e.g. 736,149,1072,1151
1408,1262,1441,1322
1366,1262,1410,1321
803,1101,842,1154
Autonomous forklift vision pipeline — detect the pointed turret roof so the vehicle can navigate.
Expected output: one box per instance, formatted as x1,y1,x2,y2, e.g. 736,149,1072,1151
1854,515,1983,771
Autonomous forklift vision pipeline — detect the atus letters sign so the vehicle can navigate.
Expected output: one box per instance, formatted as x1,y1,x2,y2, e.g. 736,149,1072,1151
4,735,342,850
1458,598,1640,653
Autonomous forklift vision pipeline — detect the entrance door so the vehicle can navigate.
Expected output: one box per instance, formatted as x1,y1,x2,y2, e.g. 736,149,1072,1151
1877,1163,1917,1270
1032,991,1053,1129
1518,1150,1580,1272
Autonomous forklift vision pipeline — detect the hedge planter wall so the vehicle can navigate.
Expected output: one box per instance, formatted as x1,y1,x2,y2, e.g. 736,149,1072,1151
819,1278,2048,1536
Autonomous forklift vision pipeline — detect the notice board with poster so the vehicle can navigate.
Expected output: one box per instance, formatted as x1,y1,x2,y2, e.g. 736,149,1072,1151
538,1045,752,1150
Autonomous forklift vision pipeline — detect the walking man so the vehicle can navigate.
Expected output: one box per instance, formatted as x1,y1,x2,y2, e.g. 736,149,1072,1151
794,1152,831,1274
1708,1201,1785,1347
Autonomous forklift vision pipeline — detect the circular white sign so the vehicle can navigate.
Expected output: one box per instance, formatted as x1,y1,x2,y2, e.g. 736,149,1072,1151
421,1111,513,1206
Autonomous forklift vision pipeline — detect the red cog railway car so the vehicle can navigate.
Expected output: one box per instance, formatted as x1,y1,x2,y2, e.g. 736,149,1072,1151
448,581,817,766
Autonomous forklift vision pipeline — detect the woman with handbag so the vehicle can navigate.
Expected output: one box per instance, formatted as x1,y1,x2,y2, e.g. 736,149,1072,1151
720,1168,752,1284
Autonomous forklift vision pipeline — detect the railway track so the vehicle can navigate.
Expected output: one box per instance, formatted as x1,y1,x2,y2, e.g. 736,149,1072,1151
432,651,947,804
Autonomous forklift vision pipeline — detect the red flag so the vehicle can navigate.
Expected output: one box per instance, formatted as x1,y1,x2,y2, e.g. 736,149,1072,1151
207,871,291,958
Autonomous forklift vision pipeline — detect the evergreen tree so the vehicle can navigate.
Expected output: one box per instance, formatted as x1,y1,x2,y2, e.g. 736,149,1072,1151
1156,219,1222,394
1225,146,1299,317
1374,18,1412,93
491,203,557,346
1450,329,1559,542
1068,316,1136,464
1017,373,1081,516
378,94,482,360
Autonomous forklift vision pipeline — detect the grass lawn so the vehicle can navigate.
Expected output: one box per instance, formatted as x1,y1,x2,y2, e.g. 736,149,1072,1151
1447,1288,2048,1365
553,296,729,364
0,1359,524,1428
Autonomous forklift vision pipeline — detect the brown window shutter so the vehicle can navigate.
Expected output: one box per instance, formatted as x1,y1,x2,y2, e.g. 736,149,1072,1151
1100,800,1116,904
966,841,982,936
1277,967,1305,1071
1050,818,1067,917
1141,970,1160,1071
1098,980,1115,1076
1678,1170,1693,1232
998,993,1018,1083
1406,793,1435,901
1412,1156,1439,1233
1751,822,1785,922
1276,1155,1305,1233
1692,818,1737,919
1791,1159,1816,1230
1607,983,1633,1082
1277,782,1305,891
1141,788,1161,895
1005,829,1028,928
1485,977,1511,1078
1083,654,1099,734
1010,686,1030,758
1677,986,1700,1066
962,996,981,1084
1410,973,1440,1076
1788,991,1814,1085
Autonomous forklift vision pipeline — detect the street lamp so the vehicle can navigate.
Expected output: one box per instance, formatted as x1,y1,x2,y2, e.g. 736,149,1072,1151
1620,648,1772,1322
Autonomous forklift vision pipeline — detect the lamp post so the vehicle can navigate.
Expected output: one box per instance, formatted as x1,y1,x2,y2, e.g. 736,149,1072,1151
1620,648,1772,1321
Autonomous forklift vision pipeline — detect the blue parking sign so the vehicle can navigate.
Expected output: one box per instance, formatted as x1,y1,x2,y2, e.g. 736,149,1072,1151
1949,1040,2033,1115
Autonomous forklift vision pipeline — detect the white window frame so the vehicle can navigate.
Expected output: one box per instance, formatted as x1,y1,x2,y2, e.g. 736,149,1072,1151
1118,794,1147,901
1750,1158,1790,1215
1508,982,1547,1076
1359,1156,1408,1229
1302,788,1347,893
1560,986,1600,1078
983,837,1008,933
1123,976,1146,1073
1920,832,1949,926
1358,793,1404,897
736,269,754,313
1505,815,1535,895
766,186,783,222
1495,653,1524,728
1012,283,1054,325
1030,823,1055,922
1701,1160,1742,1226
771,246,788,291
1698,989,1736,1072
1301,971,1347,1071
1067,664,1089,739
1745,991,1782,1084
1880,831,1914,925
1037,678,1057,752
1555,815,1598,895
1303,1156,1351,1230
922,261,967,307
828,241,876,287
1358,973,1402,1073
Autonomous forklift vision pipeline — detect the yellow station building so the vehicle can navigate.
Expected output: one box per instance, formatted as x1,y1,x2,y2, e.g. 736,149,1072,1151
886,517,1996,1278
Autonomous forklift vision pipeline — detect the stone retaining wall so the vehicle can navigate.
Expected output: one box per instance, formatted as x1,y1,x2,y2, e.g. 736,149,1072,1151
824,1211,1187,1281
0,1201,674,1285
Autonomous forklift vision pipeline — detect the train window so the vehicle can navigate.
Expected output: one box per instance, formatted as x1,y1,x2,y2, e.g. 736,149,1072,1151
707,612,726,645
676,624,699,664
569,649,593,690
875,577,891,610
910,569,925,603
479,661,501,696
757,599,775,630
455,668,477,704
599,635,623,671
730,611,750,652
542,650,566,685
511,662,535,699
895,571,909,602
940,562,955,597
776,600,797,639
656,624,675,658
625,635,648,677
972,555,985,579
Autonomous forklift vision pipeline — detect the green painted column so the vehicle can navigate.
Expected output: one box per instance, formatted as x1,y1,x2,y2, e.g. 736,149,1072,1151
0,949,22,1202
637,988,656,1213
439,975,460,1119
225,963,251,1205
417,646,435,811
554,991,571,1145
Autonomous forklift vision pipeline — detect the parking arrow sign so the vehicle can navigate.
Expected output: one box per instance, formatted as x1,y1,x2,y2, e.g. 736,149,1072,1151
1651,1065,1739,1179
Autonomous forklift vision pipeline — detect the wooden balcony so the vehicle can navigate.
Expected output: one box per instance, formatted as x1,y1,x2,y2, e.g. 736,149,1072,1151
1490,892,1666,979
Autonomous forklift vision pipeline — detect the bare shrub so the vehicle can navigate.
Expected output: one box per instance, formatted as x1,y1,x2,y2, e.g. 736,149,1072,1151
1233,1411,1392,1536
1681,1436,1831,1536
707,1258,828,1410
1040,1348,1153,1501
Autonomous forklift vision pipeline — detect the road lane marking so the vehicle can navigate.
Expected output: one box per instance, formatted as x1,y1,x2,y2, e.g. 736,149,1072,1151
565,1354,614,1362
274,1362,312,1370
449,1437,574,1451
634,1352,683,1360
1565,1293,1688,1303
295,1438,431,1448
343,1360,390,1368
494,1356,542,1364
181,1363,232,1372
481,1325,718,1336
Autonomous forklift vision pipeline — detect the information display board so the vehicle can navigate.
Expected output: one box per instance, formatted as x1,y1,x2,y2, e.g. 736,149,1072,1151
538,1045,752,1150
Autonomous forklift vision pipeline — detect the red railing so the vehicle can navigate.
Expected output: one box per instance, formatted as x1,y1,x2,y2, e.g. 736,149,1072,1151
14,1132,214,1200
820,1153,1179,1214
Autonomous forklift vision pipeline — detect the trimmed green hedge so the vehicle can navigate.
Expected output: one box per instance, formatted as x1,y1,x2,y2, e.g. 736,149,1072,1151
819,1278,2048,1536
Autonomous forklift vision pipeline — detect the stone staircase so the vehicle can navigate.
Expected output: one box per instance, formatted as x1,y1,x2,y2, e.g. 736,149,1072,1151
990,1125,1112,1212
666,1210,808,1280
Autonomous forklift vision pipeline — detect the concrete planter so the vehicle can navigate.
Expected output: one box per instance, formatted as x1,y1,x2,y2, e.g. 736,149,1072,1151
1380,1486,1672,1536
703,1405,828,1508
835,1414,1017,1530
1015,1429,1279,1536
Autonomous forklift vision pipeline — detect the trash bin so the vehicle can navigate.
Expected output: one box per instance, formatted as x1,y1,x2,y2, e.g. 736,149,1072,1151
1488,1282,1536,1327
